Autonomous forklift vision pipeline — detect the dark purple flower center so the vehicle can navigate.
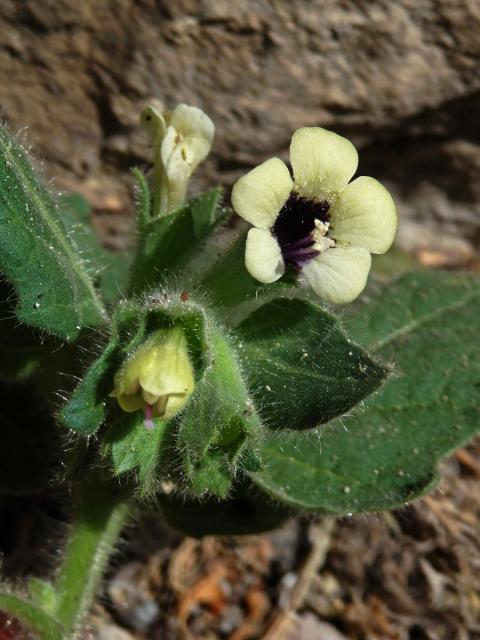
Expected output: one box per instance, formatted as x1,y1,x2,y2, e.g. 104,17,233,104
272,192,330,270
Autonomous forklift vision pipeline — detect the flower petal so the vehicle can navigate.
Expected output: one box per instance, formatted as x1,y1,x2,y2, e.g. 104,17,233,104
329,176,397,254
139,330,194,398
111,367,141,397
117,392,145,413
162,128,211,181
168,103,215,146
302,246,371,304
290,127,358,200
245,228,285,283
231,158,293,229
163,393,190,420
140,101,167,140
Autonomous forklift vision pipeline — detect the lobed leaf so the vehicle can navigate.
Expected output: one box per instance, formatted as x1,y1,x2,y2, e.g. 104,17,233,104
59,338,121,435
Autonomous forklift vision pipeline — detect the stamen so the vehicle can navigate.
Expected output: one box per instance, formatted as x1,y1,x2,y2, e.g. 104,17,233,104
143,404,155,430
312,218,335,252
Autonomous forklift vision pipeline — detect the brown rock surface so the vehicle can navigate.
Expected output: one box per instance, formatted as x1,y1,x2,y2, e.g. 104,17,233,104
0,0,479,254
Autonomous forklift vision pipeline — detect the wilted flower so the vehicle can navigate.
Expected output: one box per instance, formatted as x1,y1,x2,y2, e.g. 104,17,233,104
141,102,214,213
231,127,397,304
110,327,194,428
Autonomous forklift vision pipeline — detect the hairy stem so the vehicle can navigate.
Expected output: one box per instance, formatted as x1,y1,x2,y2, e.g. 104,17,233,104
53,479,131,638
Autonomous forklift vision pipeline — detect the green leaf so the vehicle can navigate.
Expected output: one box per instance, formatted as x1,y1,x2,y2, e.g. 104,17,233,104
179,323,263,498
188,452,233,498
60,192,133,306
63,293,264,498
60,338,120,434
159,479,292,537
251,271,480,514
198,229,296,319
129,187,222,294
97,303,206,493
59,193,102,273
0,593,63,640
60,304,145,434
102,414,172,496
371,246,421,281
99,251,133,305
131,167,151,230
0,280,50,380
28,579,57,613
237,298,389,430
0,128,105,339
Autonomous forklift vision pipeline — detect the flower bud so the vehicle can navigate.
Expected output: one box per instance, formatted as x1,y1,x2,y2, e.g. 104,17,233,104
110,327,194,427
141,102,215,214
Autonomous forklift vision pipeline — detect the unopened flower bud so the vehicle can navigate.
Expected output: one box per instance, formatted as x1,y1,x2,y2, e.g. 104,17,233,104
110,327,194,428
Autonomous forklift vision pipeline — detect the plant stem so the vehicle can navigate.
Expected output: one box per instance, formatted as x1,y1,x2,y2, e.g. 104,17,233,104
52,478,131,638
152,147,170,217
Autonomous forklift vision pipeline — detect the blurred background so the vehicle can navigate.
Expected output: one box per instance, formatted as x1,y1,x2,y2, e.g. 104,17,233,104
0,1,479,639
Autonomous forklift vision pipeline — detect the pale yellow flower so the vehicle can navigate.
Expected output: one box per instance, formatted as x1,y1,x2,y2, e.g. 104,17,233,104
231,127,397,304
141,102,214,213
110,328,194,428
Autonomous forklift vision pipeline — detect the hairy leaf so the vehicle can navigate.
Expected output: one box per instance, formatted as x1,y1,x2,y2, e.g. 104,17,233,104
0,594,62,640
59,193,102,275
59,338,121,435
27,579,57,614
129,187,222,294
63,292,263,497
198,229,296,320
102,413,172,496
179,323,263,498
237,298,389,430
60,304,143,434
251,271,480,513
60,193,132,305
0,281,49,380
0,129,105,339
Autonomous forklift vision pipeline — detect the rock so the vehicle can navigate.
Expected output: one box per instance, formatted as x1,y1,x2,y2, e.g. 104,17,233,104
107,561,160,632
0,0,479,250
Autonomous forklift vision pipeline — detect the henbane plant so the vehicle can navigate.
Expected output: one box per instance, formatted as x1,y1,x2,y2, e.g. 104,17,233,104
0,101,478,638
